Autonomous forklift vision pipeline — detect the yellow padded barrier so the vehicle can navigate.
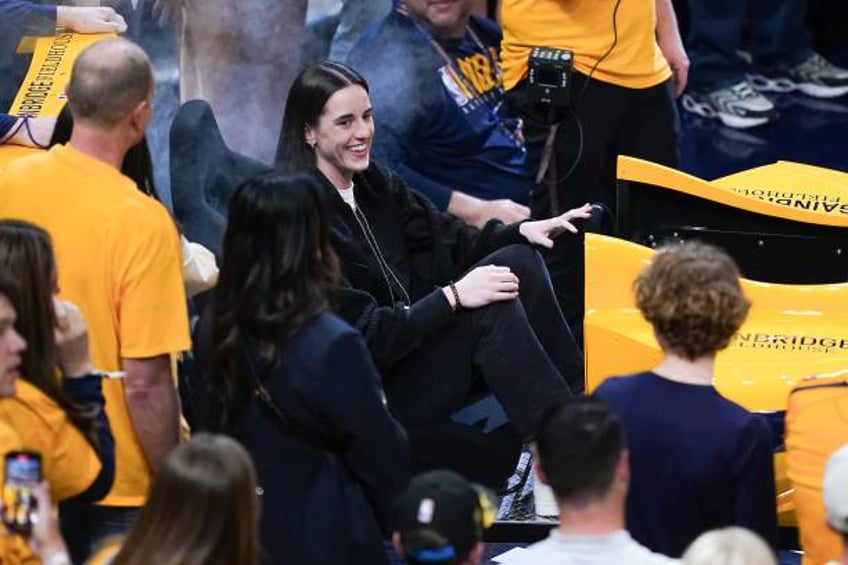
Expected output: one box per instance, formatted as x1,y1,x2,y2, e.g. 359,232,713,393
617,156,848,227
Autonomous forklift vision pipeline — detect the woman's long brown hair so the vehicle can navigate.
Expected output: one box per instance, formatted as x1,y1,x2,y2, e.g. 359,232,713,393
113,433,260,565
0,220,98,444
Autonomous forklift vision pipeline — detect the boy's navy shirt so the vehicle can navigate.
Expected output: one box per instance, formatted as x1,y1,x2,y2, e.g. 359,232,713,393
595,371,778,557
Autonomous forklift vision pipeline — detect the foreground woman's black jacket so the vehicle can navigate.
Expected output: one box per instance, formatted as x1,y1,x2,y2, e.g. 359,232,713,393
191,312,409,565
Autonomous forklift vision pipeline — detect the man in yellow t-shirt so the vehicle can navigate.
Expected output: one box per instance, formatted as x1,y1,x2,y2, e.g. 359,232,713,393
0,38,190,560
500,0,688,338
501,0,687,213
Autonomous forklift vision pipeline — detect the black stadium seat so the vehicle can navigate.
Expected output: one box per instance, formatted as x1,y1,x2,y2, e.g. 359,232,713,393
170,100,269,260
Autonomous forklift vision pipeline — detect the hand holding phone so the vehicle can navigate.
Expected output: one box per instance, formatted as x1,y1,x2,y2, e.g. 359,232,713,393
2,451,42,536
30,482,69,563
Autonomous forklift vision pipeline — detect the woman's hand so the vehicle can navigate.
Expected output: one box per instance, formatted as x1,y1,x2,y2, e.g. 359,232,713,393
29,482,69,565
442,265,519,310
54,299,94,378
518,203,593,248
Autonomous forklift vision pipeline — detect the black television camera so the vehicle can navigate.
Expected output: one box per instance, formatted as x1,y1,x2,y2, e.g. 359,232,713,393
527,47,573,108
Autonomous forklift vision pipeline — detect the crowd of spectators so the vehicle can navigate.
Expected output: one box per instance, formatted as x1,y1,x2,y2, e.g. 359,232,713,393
1,37,189,562
0,1,846,565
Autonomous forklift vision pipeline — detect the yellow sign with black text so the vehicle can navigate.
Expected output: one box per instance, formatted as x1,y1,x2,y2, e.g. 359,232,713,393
9,32,112,118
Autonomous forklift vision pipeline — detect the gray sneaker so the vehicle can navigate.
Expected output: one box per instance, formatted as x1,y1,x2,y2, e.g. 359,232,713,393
751,53,848,99
682,81,778,129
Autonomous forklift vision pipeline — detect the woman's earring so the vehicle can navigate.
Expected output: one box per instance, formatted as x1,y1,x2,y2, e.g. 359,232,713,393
308,140,316,150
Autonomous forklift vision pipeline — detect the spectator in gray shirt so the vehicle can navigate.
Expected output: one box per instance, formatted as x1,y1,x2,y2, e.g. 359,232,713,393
511,397,679,565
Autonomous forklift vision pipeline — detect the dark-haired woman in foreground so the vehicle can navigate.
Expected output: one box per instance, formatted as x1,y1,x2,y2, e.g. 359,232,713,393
191,171,408,565
278,61,587,489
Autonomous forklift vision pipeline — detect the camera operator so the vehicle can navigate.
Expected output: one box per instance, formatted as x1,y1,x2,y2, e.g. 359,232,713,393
501,0,688,336
502,0,686,215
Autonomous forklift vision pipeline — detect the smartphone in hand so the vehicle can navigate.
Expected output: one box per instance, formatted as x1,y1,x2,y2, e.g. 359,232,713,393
2,451,42,536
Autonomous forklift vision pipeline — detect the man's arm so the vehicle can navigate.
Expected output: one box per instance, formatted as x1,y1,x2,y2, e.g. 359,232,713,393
0,114,55,147
0,0,57,35
655,0,689,96
448,190,530,228
349,34,529,227
0,0,126,34
123,355,180,473
55,6,126,33
376,126,529,227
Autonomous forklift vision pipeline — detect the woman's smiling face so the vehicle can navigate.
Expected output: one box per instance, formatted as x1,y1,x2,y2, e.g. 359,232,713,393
306,84,374,188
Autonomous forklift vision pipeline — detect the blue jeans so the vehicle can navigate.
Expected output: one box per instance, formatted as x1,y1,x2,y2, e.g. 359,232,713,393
687,0,812,91
60,503,139,564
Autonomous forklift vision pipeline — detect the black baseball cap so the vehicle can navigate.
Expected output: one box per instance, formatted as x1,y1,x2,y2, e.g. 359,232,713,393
394,470,497,563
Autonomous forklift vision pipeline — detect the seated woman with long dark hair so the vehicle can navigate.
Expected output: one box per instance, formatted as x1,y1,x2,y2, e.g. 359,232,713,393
190,171,409,565
277,61,588,489
0,220,115,547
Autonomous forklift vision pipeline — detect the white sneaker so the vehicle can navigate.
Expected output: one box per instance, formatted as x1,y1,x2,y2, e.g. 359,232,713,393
751,53,848,99
682,81,778,129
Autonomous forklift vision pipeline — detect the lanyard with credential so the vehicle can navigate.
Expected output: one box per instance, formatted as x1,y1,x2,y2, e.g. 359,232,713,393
401,12,525,150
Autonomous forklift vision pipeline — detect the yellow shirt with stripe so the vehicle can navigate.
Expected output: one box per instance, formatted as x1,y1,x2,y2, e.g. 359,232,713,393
0,144,191,507
0,380,100,503
786,375,848,565
500,0,672,90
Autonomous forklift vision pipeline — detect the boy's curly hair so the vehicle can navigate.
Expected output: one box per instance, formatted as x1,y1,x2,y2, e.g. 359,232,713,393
635,241,750,360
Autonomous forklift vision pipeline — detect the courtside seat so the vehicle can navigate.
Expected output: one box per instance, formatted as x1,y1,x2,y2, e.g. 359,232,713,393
170,100,268,260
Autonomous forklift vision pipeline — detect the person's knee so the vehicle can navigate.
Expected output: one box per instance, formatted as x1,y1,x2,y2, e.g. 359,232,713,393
495,243,545,273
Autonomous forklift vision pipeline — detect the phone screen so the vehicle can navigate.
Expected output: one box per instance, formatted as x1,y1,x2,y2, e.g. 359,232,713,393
2,451,42,536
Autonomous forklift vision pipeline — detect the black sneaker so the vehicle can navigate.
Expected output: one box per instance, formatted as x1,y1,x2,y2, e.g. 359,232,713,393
751,53,848,99
682,81,779,129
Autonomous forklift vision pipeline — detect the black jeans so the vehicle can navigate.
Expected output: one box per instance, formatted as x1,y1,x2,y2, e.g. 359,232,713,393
506,73,679,336
385,244,581,488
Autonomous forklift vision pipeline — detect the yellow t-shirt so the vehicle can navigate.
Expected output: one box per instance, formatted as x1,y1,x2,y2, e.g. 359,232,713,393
0,144,191,507
0,421,22,495
786,376,848,565
0,380,100,502
500,0,672,90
